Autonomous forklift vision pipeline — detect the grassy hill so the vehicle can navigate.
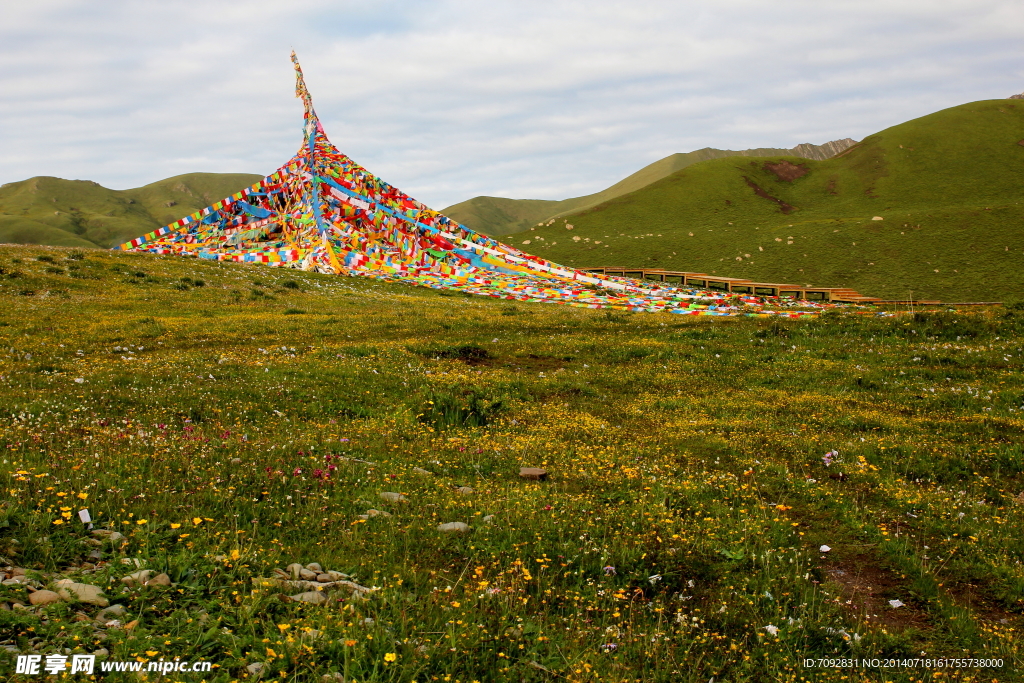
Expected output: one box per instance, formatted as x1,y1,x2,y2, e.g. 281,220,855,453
514,100,1024,302
0,173,262,249
441,141,855,236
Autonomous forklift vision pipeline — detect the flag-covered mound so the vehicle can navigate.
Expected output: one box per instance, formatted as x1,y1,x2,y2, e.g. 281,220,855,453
121,54,825,317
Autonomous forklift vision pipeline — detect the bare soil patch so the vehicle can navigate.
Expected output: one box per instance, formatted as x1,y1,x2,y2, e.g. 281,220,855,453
763,160,808,182
821,547,930,630
741,176,796,214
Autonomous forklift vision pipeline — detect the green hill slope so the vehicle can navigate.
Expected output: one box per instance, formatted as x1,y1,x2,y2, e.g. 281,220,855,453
0,173,262,248
441,141,855,236
514,100,1024,301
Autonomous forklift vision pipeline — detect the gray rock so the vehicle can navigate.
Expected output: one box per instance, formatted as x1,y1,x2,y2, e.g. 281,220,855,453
337,580,374,596
411,467,432,476
519,467,548,481
91,530,125,543
322,674,346,682
286,563,304,580
12,602,30,611
28,590,61,606
10,568,27,577
95,605,127,623
379,492,407,503
482,515,495,524
455,486,474,495
316,574,334,583
298,568,318,581
92,648,109,657
438,522,470,533
0,602,9,610
145,573,172,587
246,662,265,676
273,568,290,580
289,591,329,604
321,570,349,581
120,570,153,587
304,563,323,572
55,580,109,607
230,458,242,465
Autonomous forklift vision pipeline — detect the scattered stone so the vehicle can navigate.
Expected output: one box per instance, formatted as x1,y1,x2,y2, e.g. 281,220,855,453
145,573,172,587
273,568,290,580
91,530,125,543
55,580,109,607
305,562,323,573
253,578,319,592
337,580,374,596
230,458,242,465
11,568,27,577
362,617,375,627
361,509,391,519
455,486,474,496
88,550,103,561
299,568,318,581
871,216,883,221
519,467,548,481
246,662,265,676
379,492,407,503
322,674,346,682
119,558,143,567
317,574,334,583
92,648,109,657
121,570,153,587
286,563,304,580
321,570,349,581
12,602,30,611
0,602,9,610
482,515,495,524
438,522,470,533
2,577,29,586
290,591,329,604
28,590,61,606
411,467,431,476
95,605,127,623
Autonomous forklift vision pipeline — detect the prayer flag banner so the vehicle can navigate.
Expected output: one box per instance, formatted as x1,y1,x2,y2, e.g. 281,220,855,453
120,53,837,318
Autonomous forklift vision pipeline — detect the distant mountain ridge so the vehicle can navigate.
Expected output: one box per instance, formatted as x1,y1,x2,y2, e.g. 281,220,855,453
440,139,857,236
0,173,263,248
509,100,1024,302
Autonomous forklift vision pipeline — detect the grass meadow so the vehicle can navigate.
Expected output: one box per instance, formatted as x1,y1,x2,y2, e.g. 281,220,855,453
0,245,1022,682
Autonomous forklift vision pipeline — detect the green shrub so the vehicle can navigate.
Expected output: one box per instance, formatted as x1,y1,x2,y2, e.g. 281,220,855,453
417,389,503,429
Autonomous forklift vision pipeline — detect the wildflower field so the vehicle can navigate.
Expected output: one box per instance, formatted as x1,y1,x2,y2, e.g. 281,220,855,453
0,245,1022,682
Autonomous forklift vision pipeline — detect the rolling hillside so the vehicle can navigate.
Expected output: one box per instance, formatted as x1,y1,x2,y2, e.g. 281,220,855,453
441,140,856,236
0,173,262,248
512,100,1024,302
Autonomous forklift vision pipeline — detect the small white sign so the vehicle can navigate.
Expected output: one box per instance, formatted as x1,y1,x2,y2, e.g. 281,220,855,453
78,509,91,524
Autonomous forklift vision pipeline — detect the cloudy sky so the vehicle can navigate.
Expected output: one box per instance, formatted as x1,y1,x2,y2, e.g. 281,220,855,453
2,0,1022,208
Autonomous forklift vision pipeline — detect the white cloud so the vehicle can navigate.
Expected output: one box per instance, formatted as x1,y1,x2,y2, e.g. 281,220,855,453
1,0,1023,209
